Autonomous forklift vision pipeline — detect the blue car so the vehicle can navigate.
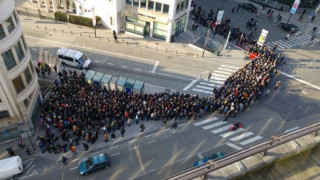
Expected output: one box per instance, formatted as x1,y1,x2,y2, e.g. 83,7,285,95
193,152,224,167
79,153,111,176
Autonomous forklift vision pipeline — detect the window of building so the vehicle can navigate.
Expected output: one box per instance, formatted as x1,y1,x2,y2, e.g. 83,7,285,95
24,67,32,84
155,2,162,12
141,0,146,8
133,0,139,7
13,11,19,24
14,42,25,61
176,3,180,14
163,4,169,14
153,22,167,39
126,0,132,5
185,0,189,9
5,17,14,32
148,0,154,10
0,25,5,40
0,110,10,119
180,1,185,11
12,75,26,94
29,61,34,74
110,16,113,25
21,36,28,50
2,49,17,70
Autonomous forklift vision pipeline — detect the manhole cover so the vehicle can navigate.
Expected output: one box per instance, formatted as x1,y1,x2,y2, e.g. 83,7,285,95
186,53,194,56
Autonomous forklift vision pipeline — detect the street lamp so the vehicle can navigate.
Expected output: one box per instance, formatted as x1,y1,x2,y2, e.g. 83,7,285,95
19,128,36,151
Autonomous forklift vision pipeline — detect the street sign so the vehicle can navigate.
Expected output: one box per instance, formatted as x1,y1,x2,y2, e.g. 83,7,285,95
290,0,300,14
257,29,268,46
216,10,224,25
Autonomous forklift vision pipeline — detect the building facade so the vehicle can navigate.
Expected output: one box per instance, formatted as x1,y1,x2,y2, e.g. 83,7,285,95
72,0,191,42
0,0,42,141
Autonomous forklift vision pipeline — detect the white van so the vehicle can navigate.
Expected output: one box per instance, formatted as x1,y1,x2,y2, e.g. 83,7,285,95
0,156,23,180
57,47,92,69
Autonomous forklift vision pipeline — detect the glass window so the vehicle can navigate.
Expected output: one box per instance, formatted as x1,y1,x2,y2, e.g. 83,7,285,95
133,0,139,7
13,11,19,24
24,98,30,108
0,110,10,119
180,1,185,11
2,49,17,70
29,61,34,74
185,0,189,9
21,36,28,50
110,16,113,25
163,4,169,14
126,16,137,22
141,0,146,8
5,17,14,32
148,1,154,10
126,0,132,5
155,2,162,12
153,22,167,39
0,25,5,39
176,3,180,14
12,75,25,94
24,67,32,84
14,42,24,61
126,23,135,32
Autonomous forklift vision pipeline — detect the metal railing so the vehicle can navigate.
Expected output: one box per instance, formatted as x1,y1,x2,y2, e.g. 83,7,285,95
165,121,320,180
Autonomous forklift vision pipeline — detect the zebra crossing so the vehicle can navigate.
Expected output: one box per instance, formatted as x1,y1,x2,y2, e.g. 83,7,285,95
191,65,240,95
193,117,263,149
265,34,319,51
20,158,38,180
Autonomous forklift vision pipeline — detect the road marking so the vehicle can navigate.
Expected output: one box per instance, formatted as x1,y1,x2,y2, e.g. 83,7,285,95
192,88,214,95
129,145,139,150
199,82,220,87
108,63,114,65
164,135,172,138
25,36,157,62
151,61,159,73
211,125,231,134
225,142,243,150
121,66,127,68
217,67,237,72
220,128,245,138
197,153,204,159
151,71,194,81
162,128,170,132
220,65,239,69
111,152,121,156
230,132,254,141
211,73,229,78
195,85,213,90
135,68,141,71
128,139,137,143
239,136,263,146
19,171,38,179
178,123,185,127
183,78,199,91
214,70,231,75
145,134,154,138
148,140,157,144
281,72,320,91
108,145,119,150
202,121,227,130
95,60,101,62
69,166,78,170
193,117,219,126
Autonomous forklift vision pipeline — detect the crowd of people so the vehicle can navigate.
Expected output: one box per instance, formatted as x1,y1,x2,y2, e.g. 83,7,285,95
35,3,283,156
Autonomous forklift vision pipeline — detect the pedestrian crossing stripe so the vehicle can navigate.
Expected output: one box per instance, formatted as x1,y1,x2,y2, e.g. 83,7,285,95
230,132,254,141
220,128,245,137
217,67,238,72
199,82,221,87
203,79,224,84
192,88,214,94
193,117,219,126
208,76,227,81
196,85,214,90
210,73,229,78
214,70,232,75
220,65,239,69
266,34,320,51
202,121,227,130
239,136,263,146
211,125,231,134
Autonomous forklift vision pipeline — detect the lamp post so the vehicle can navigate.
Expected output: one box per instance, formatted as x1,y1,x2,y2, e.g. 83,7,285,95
202,24,211,57
19,128,35,151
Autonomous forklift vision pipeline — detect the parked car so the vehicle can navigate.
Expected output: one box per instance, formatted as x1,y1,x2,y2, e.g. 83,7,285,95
279,23,299,33
239,3,258,13
78,153,110,176
193,152,224,167
57,47,92,69
0,156,24,179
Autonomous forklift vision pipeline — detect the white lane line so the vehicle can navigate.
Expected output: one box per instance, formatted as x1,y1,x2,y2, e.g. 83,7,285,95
194,117,219,126
199,82,221,87
183,78,199,91
281,72,320,90
25,164,35,174
220,65,239,69
211,125,231,134
192,88,214,95
25,36,157,62
178,123,186,127
128,139,137,143
202,121,227,130
108,145,119,150
230,132,254,141
148,140,157,144
135,68,141,71
121,66,127,68
19,171,38,179
145,134,154,138
195,85,213,90
164,135,172,138
69,166,78,170
239,136,263,146
162,128,170,132
151,61,159,73
95,60,101,62
108,63,114,65
197,153,204,159
151,71,194,81
111,152,121,156
225,142,243,150
220,128,245,138
129,146,139,151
